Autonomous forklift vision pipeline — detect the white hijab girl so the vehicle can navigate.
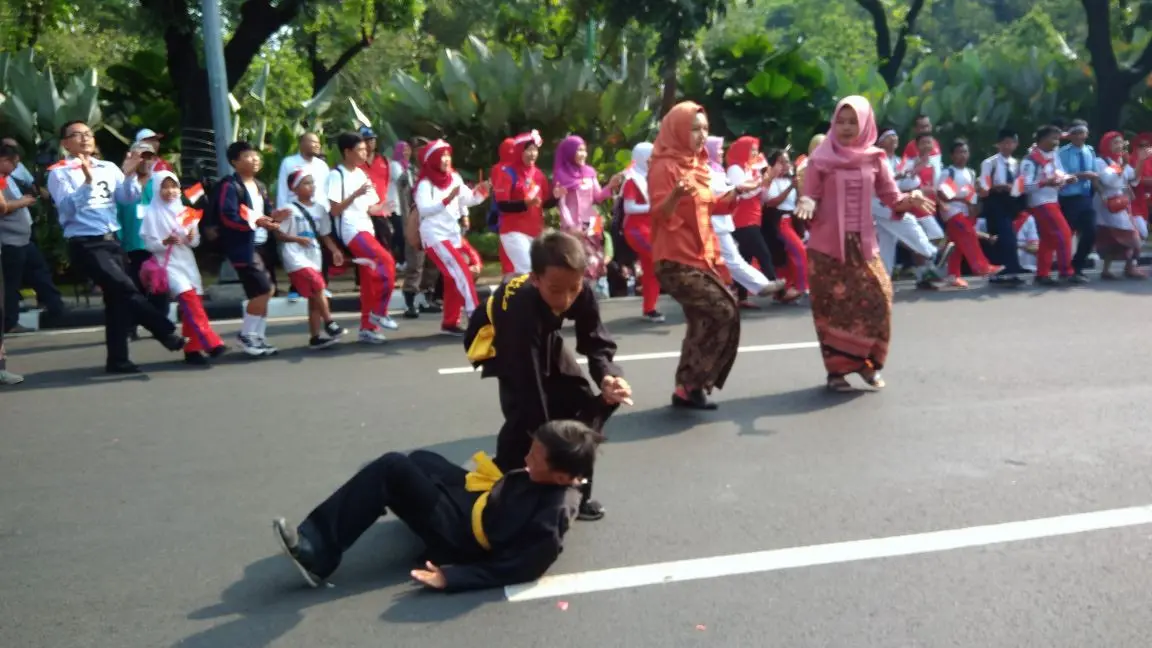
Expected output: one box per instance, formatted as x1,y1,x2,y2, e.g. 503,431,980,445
140,170,204,296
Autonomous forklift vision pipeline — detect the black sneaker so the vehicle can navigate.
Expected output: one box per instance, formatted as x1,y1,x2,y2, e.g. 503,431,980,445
1035,276,1058,287
672,388,718,410
419,303,443,315
577,500,606,521
439,325,466,337
106,361,142,375
209,344,229,358
160,334,187,352
272,518,324,588
643,310,666,323
402,308,420,319
309,335,338,350
324,321,346,338
1067,274,1090,285
184,352,209,366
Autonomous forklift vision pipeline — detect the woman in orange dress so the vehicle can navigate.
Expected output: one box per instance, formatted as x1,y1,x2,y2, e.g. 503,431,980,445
649,102,738,410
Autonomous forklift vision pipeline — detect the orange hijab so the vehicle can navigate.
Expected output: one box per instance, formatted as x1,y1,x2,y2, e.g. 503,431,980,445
649,101,713,202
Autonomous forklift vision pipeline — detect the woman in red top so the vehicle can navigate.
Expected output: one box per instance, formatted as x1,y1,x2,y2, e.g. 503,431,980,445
725,136,778,306
491,138,517,270
620,142,662,321
492,130,556,276
650,102,739,411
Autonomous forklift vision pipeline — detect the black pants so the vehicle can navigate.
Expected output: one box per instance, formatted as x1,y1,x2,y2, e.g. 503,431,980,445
255,241,280,294
389,213,406,264
68,237,176,364
124,249,171,332
300,450,479,578
0,264,6,371
1059,194,1096,273
731,225,777,298
2,242,65,330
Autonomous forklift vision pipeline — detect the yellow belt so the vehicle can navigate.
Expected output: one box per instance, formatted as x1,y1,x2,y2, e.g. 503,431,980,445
465,451,504,551
465,295,497,364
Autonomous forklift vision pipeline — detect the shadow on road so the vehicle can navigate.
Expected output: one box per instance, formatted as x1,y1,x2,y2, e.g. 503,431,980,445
174,522,498,647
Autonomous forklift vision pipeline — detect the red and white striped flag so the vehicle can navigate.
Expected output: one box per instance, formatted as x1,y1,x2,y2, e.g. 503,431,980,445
184,182,205,204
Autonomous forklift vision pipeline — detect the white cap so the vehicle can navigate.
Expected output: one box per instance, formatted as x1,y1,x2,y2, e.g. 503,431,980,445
134,128,163,142
130,141,157,154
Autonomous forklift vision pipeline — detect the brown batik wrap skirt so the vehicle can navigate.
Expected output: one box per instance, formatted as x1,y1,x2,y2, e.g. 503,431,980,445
807,234,893,377
654,260,740,392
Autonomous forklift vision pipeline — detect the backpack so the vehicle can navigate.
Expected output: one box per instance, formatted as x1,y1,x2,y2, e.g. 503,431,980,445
197,176,235,248
608,197,637,266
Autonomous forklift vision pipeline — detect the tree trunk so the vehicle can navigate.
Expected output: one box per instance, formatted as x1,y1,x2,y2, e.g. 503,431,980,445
1080,0,1152,132
658,33,681,116
855,0,927,88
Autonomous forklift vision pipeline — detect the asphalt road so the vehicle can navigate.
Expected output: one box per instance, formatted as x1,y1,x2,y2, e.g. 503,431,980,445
3,278,1152,648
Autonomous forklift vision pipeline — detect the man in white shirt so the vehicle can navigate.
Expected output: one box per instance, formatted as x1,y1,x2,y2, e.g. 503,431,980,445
276,133,330,209
327,132,397,343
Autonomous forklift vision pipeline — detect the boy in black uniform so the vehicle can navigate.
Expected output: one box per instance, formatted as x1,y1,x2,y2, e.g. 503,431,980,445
464,231,632,522
273,420,603,593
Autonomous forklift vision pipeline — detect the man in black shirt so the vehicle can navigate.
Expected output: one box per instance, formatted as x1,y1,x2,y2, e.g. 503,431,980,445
273,420,603,593
465,231,632,521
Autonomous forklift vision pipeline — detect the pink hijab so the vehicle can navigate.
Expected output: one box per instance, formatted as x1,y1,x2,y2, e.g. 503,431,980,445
809,96,885,171
705,136,725,174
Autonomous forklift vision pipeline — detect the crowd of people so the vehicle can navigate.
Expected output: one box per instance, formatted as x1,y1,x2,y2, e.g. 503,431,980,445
0,102,1148,390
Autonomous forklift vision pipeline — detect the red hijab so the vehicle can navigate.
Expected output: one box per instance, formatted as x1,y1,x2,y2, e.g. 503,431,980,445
510,130,542,177
725,136,759,170
491,138,516,179
417,140,454,190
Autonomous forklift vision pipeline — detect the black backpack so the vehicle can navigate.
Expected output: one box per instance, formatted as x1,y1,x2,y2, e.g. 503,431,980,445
608,198,636,266
197,176,235,248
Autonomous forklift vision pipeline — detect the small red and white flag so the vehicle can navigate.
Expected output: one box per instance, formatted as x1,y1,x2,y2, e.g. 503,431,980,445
180,208,203,229
1010,175,1025,197
239,204,260,230
47,159,83,171
184,182,205,204
980,172,993,191
938,178,959,202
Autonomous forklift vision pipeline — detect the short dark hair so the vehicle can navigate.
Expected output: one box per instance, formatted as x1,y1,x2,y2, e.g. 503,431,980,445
59,120,87,140
0,144,19,160
533,420,604,478
916,133,934,144
765,147,786,166
227,141,255,162
1035,125,1062,141
530,231,587,275
337,132,363,156
950,138,969,154
914,114,930,123
1069,118,1089,129
997,128,1018,142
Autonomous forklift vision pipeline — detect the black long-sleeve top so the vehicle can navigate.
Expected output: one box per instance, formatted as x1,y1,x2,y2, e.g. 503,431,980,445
441,469,581,593
468,275,623,433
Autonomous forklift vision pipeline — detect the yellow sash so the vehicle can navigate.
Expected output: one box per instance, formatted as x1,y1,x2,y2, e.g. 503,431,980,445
465,451,504,550
465,295,497,364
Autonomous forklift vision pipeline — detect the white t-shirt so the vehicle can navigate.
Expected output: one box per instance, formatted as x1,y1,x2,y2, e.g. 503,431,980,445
937,166,978,221
766,176,797,211
326,165,379,245
276,153,331,209
244,180,267,245
415,173,485,247
279,201,331,272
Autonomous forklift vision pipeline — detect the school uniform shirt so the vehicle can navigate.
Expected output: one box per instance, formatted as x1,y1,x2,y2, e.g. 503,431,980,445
275,153,330,209
979,154,1019,191
415,174,486,247
325,165,380,245
1020,149,1065,208
1057,143,1096,197
279,201,332,273
726,165,763,228
1092,159,1137,230
47,158,142,238
766,176,797,212
937,166,978,221
873,156,905,221
902,138,943,173
244,180,268,245
977,214,1039,271
709,168,737,233
468,274,622,434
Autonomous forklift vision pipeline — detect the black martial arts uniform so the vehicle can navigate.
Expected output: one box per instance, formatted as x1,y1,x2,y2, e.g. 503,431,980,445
464,274,622,500
293,450,581,592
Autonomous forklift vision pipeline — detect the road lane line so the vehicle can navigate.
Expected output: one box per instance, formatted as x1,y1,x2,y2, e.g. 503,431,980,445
437,341,820,375
504,505,1152,602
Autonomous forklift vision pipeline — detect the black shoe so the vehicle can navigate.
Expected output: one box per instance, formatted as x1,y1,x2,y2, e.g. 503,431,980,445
160,334,187,352
439,325,466,337
577,500,606,521
671,389,718,410
1035,276,1058,287
309,335,339,350
324,320,346,338
419,303,443,314
106,361,142,374
272,518,325,588
403,307,420,319
209,344,229,358
1067,274,1090,285
184,352,209,366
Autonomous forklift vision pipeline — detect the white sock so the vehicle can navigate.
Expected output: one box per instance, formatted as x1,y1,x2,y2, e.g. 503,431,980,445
256,317,268,339
241,313,261,337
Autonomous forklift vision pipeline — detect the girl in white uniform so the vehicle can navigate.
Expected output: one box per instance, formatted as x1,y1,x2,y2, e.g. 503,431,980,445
1092,131,1145,279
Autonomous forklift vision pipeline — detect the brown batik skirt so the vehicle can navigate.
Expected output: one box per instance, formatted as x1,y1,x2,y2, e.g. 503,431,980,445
807,234,893,377
654,260,740,392
1095,225,1142,260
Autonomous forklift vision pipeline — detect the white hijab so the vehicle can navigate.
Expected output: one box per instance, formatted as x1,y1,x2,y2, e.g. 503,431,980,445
623,142,653,202
140,170,187,246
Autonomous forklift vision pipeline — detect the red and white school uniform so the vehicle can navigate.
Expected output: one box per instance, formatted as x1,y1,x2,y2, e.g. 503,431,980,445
280,199,331,299
764,175,808,292
620,143,659,315
326,164,396,331
494,131,548,274
139,172,223,355
937,166,993,279
1021,148,1074,278
415,141,487,330
874,155,938,274
902,138,943,174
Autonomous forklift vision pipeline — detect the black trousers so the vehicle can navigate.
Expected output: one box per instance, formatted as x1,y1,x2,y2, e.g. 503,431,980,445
68,237,176,364
255,241,281,294
0,264,6,371
1059,194,1096,273
731,225,777,298
124,249,171,332
300,450,479,578
2,242,66,330
389,213,406,264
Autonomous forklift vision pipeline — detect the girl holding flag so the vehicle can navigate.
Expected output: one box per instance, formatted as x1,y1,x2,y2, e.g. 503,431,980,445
937,139,997,288
1092,131,1146,280
140,171,227,365
414,139,491,336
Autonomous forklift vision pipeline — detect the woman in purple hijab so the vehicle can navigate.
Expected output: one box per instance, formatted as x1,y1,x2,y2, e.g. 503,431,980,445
705,136,726,174
552,135,623,280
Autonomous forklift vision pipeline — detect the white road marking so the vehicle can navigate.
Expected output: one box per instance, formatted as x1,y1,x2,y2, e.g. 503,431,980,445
437,341,820,375
12,312,367,338
504,504,1152,602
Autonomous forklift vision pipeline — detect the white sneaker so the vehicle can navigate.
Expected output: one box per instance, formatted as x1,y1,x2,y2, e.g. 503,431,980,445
236,334,268,357
323,289,333,298
370,313,399,330
257,337,279,355
0,370,24,386
358,329,388,344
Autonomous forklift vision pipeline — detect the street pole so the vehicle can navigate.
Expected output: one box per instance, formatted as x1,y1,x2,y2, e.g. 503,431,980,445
586,19,596,64
201,0,232,176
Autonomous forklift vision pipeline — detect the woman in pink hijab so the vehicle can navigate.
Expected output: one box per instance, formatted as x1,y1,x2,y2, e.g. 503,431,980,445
553,135,623,280
796,96,933,392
